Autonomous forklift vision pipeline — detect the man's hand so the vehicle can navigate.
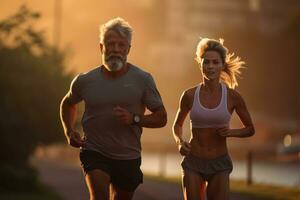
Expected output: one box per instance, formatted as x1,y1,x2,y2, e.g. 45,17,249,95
67,130,85,148
178,141,191,156
113,106,133,125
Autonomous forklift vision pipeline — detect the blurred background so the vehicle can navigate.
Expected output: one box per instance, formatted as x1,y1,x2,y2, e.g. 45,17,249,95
1,0,300,197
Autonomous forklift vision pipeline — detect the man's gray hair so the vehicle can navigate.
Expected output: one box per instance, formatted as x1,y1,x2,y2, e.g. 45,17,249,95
99,17,133,44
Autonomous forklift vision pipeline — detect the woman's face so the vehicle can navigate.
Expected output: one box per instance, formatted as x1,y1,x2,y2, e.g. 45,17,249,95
200,50,224,81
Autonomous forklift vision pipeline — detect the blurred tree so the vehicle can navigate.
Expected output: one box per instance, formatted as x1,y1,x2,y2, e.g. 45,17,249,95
0,5,71,191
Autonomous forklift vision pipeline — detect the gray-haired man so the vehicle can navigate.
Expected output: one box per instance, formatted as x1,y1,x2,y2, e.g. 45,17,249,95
60,17,167,200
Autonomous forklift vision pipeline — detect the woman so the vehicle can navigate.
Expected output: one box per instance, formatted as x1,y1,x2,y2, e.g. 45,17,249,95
173,38,255,200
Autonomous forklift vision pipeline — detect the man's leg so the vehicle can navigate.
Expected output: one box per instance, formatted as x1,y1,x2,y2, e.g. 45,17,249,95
110,157,142,200
206,171,230,200
85,169,111,200
110,184,135,200
182,169,206,200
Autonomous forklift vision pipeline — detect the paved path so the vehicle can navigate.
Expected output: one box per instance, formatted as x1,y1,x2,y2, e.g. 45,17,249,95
32,159,264,200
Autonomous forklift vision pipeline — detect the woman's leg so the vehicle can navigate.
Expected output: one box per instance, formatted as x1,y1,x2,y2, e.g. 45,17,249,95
182,169,206,200
206,171,230,200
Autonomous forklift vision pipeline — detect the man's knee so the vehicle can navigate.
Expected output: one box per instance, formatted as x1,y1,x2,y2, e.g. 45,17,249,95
111,185,134,200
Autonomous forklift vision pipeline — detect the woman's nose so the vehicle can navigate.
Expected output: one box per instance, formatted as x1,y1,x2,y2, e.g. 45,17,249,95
207,62,214,69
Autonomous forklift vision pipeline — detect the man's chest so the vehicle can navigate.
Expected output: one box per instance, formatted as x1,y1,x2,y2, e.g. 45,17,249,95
81,79,144,107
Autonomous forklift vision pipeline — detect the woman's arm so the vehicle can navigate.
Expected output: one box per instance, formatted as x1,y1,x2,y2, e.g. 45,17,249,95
218,90,255,138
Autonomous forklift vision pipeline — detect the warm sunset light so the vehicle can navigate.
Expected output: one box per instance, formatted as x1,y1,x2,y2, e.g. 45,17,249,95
1,1,300,199
283,134,292,147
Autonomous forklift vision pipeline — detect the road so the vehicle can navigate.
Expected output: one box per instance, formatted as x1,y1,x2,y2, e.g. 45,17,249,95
32,158,265,200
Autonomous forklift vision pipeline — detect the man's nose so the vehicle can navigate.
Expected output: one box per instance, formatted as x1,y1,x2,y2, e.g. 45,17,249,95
112,44,121,52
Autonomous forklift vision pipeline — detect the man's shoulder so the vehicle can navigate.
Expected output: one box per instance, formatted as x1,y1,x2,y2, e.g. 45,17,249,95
77,66,101,80
129,63,150,76
128,64,156,84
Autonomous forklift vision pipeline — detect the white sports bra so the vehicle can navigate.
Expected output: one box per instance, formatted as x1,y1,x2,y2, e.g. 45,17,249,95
190,83,231,128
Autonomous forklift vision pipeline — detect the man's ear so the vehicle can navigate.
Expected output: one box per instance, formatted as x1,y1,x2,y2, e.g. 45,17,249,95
127,45,131,55
99,43,104,54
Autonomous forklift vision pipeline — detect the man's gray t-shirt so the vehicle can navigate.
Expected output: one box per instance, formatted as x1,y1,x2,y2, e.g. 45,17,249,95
67,64,163,160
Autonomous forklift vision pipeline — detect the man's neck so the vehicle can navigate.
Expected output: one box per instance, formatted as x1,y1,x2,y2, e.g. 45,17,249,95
101,63,130,79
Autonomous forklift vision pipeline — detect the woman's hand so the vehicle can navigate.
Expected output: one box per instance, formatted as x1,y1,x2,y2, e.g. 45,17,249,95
178,141,191,156
217,126,255,138
216,127,233,137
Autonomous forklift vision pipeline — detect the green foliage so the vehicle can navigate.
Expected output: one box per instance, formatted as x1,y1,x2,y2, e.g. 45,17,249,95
0,164,38,192
0,173,62,200
0,5,43,50
0,5,71,174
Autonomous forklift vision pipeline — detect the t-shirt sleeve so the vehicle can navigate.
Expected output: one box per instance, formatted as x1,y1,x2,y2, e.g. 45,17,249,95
142,73,164,110
65,74,83,104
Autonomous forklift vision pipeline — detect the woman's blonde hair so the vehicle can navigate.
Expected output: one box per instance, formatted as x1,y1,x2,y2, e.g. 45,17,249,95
195,38,245,89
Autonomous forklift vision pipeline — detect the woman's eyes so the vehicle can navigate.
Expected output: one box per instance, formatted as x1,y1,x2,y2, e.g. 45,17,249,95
203,60,220,65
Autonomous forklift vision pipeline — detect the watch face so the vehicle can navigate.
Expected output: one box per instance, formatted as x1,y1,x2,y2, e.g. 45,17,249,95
134,115,140,123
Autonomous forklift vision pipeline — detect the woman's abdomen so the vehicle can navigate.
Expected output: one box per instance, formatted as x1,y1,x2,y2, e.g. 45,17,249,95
189,128,228,159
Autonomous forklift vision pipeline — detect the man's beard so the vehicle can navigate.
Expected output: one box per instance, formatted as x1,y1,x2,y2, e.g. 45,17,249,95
103,55,125,72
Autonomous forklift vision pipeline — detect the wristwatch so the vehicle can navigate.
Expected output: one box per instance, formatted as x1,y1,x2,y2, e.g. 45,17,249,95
132,114,141,124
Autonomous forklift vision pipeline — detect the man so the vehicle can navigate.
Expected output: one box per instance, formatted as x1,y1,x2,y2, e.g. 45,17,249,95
60,17,167,200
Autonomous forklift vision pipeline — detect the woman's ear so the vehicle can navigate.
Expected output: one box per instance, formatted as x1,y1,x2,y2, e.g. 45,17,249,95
222,62,227,70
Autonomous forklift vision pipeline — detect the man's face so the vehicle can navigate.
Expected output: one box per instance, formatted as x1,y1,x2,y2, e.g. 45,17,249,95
100,30,131,72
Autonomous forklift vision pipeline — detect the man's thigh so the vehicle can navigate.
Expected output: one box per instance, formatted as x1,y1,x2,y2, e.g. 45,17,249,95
110,157,143,193
85,169,111,200
110,184,135,200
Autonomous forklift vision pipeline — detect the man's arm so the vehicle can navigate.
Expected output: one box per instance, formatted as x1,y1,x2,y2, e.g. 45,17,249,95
113,105,167,128
139,106,167,128
172,90,192,155
60,95,84,148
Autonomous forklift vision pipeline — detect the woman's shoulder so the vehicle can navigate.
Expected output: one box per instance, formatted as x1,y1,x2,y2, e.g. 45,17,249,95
226,87,244,104
179,85,200,108
183,85,199,98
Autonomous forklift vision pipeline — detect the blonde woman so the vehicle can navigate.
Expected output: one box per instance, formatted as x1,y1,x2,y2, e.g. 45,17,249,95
173,38,255,200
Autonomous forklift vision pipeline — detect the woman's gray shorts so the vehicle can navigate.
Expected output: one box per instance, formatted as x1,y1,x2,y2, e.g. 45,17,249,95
181,153,233,181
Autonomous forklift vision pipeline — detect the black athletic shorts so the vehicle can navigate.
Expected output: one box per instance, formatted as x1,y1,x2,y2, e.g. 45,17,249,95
80,149,143,192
